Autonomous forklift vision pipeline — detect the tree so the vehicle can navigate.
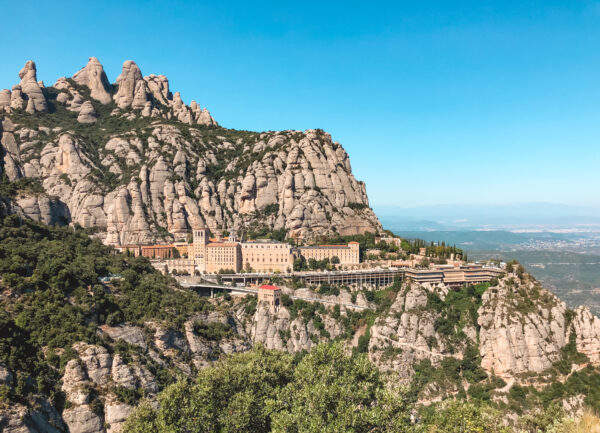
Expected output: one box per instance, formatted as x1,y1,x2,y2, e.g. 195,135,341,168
123,346,294,433
331,255,340,265
293,257,307,271
423,400,510,433
269,342,410,433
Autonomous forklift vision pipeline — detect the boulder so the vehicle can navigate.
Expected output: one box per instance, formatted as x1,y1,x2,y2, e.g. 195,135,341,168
62,405,103,433
0,89,10,111
77,101,98,123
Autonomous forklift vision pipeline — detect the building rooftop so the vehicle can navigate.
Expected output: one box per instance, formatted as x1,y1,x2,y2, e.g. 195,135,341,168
243,239,288,244
259,285,281,291
298,244,351,249
206,242,238,247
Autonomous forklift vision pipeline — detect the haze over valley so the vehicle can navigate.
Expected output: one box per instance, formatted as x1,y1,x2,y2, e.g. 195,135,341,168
378,203,600,314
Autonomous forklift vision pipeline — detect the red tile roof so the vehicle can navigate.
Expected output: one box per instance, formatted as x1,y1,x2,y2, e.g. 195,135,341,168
259,285,280,291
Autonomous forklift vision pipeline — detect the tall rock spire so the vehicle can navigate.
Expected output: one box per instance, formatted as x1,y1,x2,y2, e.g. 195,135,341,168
72,57,111,104
113,60,147,109
18,60,48,113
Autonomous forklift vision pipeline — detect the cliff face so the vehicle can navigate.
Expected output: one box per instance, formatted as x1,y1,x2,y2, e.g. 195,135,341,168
0,58,381,243
372,277,600,371
3,274,600,432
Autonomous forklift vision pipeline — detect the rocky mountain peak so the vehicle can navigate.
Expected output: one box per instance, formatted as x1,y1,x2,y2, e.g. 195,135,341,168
0,57,381,242
14,60,48,114
72,57,112,104
18,60,38,82
114,60,145,109
144,74,171,105
1,57,217,127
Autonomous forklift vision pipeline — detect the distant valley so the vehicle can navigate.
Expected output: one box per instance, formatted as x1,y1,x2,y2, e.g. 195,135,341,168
381,216,600,315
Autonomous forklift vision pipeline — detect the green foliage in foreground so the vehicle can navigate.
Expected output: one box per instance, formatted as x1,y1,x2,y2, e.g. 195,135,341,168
123,343,412,433
123,340,597,433
123,343,522,433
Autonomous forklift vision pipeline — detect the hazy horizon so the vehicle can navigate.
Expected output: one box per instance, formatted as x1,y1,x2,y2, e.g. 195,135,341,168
375,202,600,231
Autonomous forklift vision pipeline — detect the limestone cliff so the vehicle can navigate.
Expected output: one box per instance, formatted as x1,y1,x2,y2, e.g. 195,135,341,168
0,58,381,242
368,270,600,405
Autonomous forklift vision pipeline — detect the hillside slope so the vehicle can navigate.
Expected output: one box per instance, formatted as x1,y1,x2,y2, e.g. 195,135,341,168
0,58,381,244
1,217,600,432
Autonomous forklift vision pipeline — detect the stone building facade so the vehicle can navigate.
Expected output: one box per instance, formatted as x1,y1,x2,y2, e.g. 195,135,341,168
298,242,360,265
206,242,242,273
149,229,361,274
258,285,281,313
141,244,176,259
241,240,294,272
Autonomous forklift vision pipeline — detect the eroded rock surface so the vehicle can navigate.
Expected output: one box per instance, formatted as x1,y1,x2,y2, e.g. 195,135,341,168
0,58,380,243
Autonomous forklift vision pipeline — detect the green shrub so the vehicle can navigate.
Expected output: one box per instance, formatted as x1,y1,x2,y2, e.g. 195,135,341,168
192,321,232,341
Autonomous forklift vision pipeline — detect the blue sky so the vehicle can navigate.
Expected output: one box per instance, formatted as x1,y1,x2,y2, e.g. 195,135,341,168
2,0,599,207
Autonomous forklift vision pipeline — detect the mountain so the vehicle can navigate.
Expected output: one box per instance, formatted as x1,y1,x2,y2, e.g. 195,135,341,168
0,58,380,244
1,216,600,432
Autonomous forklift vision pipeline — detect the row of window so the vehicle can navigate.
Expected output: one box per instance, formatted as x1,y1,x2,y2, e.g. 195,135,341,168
243,244,290,250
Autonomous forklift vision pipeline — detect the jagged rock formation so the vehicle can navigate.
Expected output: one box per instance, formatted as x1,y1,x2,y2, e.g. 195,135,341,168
477,278,568,378
18,61,48,114
77,101,98,123
0,58,381,242
368,272,600,387
72,57,112,104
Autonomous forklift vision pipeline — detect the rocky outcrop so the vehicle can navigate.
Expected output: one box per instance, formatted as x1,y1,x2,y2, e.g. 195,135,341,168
73,57,112,104
18,61,48,113
572,306,600,364
13,194,71,225
0,401,64,433
113,60,145,109
369,274,600,384
62,406,103,433
77,101,98,123
369,284,455,376
477,279,568,378
100,325,147,350
104,399,134,433
0,58,379,242
0,89,10,112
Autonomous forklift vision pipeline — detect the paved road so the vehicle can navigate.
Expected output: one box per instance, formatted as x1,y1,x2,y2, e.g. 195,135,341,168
178,279,369,310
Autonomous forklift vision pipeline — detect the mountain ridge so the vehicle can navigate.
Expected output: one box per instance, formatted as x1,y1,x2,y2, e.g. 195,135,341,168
0,58,381,244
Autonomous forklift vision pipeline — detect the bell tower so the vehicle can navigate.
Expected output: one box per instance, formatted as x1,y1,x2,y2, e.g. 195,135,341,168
193,227,210,272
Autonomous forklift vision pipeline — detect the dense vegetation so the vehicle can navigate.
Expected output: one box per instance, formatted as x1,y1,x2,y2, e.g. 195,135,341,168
0,215,212,405
123,343,599,433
